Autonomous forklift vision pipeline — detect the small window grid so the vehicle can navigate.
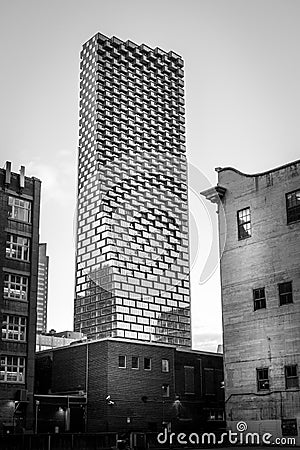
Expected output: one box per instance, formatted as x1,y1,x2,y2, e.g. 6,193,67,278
118,355,126,368
286,190,300,224
278,282,293,306
4,274,28,301
144,357,151,370
161,359,170,373
2,315,26,341
8,197,31,223
0,356,25,383
237,208,252,240
285,365,299,389
6,234,30,261
253,288,266,311
131,356,139,369
257,368,269,391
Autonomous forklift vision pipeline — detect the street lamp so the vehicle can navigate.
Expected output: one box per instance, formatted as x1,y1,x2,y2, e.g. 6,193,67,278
35,400,40,434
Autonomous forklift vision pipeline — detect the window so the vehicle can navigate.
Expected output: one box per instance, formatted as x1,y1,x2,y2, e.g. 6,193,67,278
204,368,215,395
282,419,298,437
184,366,195,394
2,315,26,341
237,207,251,240
4,274,28,300
257,368,269,391
161,359,170,373
0,356,25,383
6,234,30,261
285,365,298,389
253,288,266,311
8,197,31,223
208,410,225,421
118,355,126,368
131,356,139,369
162,384,170,397
279,282,293,306
144,357,151,370
286,190,300,224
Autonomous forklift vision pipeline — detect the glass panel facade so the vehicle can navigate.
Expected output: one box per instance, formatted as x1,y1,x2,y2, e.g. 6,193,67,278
74,34,191,346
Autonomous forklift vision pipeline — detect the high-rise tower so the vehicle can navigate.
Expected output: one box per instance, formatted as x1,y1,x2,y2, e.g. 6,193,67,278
74,33,191,347
36,243,49,333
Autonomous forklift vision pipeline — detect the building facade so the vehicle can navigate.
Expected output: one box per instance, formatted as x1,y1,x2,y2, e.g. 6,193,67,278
35,338,224,436
202,159,300,443
0,161,41,434
36,243,49,333
75,33,191,346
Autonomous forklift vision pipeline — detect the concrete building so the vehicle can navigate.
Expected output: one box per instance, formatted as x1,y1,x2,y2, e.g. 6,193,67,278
202,159,300,443
35,338,224,436
75,33,191,346
36,243,49,333
0,161,41,434
36,330,86,352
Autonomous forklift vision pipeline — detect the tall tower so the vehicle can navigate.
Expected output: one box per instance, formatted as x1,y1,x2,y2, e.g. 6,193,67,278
74,33,191,347
36,243,49,333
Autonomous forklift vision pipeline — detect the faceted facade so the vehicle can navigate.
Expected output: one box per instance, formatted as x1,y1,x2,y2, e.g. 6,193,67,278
36,243,49,333
74,33,191,346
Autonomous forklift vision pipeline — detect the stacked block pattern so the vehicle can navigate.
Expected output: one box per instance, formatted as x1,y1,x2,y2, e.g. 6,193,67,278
75,33,191,346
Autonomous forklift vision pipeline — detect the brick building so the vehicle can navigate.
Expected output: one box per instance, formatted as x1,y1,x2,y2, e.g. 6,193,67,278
0,161,41,434
75,33,191,346
35,338,224,435
202,159,300,443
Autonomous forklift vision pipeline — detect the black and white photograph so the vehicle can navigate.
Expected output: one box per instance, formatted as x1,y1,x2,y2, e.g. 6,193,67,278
0,0,299,448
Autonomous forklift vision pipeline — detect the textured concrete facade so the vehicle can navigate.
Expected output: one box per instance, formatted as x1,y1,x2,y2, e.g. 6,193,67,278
203,160,300,443
0,162,41,434
75,33,191,346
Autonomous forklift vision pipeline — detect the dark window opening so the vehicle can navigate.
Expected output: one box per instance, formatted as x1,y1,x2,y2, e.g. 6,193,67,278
285,365,298,389
279,282,293,306
257,368,269,391
253,287,266,311
131,356,139,369
144,357,151,370
184,366,195,394
118,355,126,368
286,190,300,224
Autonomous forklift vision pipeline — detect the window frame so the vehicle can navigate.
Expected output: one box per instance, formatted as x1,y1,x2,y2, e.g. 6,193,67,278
162,384,170,398
0,356,26,383
285,365,299,389
257,368,270,391
237,207,252,240
184,365,195,394
253,287,266,311
118,355,126,369
286,189,300,224
8,196,32,223
131,356,139,370
161,358,170,373
278,281,293,306
6,234,30,262
2,314,27,342
4,273,29,301
144,357,152,371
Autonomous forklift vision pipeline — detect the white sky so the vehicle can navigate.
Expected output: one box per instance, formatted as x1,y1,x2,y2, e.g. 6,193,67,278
0,0,299,352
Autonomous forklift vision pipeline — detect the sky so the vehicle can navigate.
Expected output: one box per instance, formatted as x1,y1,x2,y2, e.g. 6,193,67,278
0,0,299,352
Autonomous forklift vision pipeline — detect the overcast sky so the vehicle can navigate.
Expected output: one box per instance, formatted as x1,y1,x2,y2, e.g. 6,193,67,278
0,0,299,352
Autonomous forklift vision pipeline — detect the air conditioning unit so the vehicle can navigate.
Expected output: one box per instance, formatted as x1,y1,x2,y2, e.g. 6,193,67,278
16,389,28,402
